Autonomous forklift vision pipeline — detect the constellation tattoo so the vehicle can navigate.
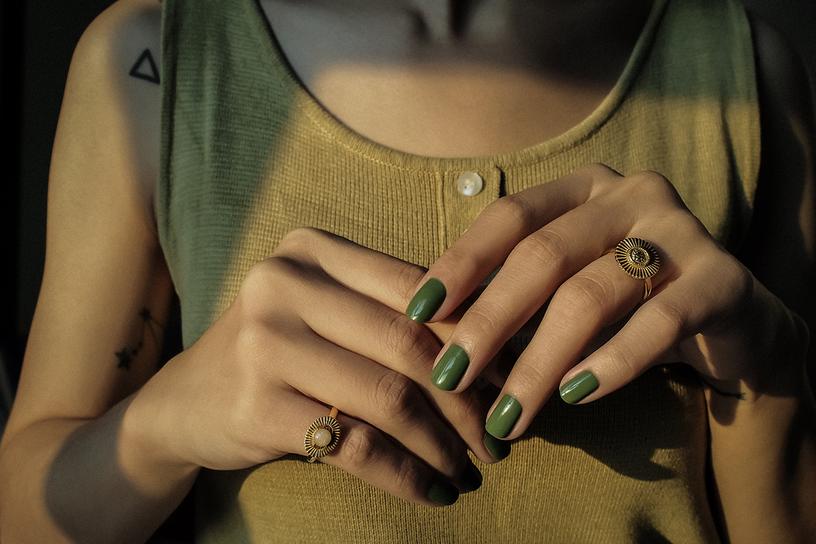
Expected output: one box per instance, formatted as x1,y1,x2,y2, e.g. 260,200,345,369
129,49,160,85
115,307,164,370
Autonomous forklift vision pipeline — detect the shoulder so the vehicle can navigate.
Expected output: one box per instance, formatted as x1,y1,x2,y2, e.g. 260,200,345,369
78,0,161,53
67,0,163,230
74,0,162,81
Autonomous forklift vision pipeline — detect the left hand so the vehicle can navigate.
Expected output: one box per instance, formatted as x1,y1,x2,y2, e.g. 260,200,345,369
404,163,809,440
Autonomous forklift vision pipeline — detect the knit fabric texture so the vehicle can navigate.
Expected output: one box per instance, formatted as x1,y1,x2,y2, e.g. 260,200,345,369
157,0,759,541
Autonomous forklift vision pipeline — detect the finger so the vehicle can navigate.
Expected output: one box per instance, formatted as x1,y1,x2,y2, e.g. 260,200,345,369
272,227,429,316
428,187,646,394
289,266,500,463
270,227,461,349
275,324,481,488
404,163,619,323
555,262,733,404
481,253,644,440
426,171,696,396
270,389,467,507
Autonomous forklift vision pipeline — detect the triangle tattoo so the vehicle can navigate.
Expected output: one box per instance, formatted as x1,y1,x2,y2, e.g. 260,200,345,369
129,49,160,85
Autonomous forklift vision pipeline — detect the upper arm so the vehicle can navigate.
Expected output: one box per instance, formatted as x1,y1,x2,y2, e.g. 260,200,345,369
1,0,171,445
739,12,815,342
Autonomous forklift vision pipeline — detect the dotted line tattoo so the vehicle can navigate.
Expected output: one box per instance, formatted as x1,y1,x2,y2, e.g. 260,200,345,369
115,307,164,370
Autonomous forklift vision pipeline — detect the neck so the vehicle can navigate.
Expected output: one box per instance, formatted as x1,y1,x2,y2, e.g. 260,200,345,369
264,0,656,81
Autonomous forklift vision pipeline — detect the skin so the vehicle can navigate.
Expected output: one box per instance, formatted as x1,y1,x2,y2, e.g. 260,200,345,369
0,0,812,541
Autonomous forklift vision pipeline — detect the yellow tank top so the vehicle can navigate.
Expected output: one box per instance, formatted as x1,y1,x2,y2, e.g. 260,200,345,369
157,0,759,541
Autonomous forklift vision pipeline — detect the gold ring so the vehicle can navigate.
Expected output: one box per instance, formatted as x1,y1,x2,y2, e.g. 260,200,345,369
613,237,662,301
304,406,342,463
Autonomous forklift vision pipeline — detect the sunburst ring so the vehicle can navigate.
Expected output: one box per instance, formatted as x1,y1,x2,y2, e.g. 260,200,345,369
613,238,662,301
614,238,661,279
304,406,342,463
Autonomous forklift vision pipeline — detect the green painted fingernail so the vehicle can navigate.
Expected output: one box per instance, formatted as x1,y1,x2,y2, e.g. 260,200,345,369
482,432,511,461
427,479,459,505
559,370,599,404
485,394,522,438
406,278,446,322
432,344,469,390
460,462,483,492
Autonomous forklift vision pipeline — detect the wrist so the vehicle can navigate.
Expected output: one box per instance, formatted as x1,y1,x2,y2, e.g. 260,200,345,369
119,390,200,497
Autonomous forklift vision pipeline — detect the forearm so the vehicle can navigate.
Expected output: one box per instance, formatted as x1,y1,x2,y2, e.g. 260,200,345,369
707,362,816,543
0,393,199,543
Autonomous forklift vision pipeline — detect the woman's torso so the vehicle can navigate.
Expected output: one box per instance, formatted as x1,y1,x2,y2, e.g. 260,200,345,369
155,0,760,541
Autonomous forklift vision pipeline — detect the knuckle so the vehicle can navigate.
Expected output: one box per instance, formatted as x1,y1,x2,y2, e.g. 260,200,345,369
394,264,427,306
450,389,485,427
341,426,380,472
392,457,425,494
244,256,297,291
575,163,622,195
242,259,275,296
646,299,687,339
381,313,435,362
557,275,610,320
512,360,550,389
465,303,509,339
273,226,318,256
604,342,639,379
439,445,469,479
372,372,420,422
631,170,680,203
234,320,268,360
582,162,618,177
240,257,304,310
439,244,482,281
510,229,568,273
487,194,538,234
726,257,753,302
659,209,706,241
712,254,754,316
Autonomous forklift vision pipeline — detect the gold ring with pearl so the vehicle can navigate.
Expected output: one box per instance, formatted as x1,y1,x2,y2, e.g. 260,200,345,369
304,406,342,463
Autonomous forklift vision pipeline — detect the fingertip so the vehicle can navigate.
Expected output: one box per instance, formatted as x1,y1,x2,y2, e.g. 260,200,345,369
457,461,483,492
485,394,522,439
482,432,511,461
426,479,459,506
431,344,470,391
559,370,599,405
406,277,447,323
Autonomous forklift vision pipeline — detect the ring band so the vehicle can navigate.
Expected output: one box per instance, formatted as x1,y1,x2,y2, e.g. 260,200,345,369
304,406,342,463
613,237,661,301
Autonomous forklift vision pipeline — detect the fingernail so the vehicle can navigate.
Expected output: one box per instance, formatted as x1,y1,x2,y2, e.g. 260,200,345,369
459,462,483,492
406,278,446,322
559,370,599,404
485,394,522,439
427,479,459,505
482,432,511,461
431,344,469,390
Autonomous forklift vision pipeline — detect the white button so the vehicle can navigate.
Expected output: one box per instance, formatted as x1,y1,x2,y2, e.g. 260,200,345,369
456,171,484,197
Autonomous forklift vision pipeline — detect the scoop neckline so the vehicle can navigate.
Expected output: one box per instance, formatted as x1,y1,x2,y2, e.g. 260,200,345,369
245,0,668,172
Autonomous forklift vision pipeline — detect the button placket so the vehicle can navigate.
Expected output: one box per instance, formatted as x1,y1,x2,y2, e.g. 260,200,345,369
441,165,502,248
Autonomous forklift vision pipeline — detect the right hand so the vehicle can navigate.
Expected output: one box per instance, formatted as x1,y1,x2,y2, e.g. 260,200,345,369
127,227,502,506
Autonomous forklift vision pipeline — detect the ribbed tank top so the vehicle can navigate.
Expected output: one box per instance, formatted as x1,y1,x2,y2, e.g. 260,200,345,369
157,0,759,541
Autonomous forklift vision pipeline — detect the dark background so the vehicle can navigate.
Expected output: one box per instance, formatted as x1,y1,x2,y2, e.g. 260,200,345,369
1,0,815,541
